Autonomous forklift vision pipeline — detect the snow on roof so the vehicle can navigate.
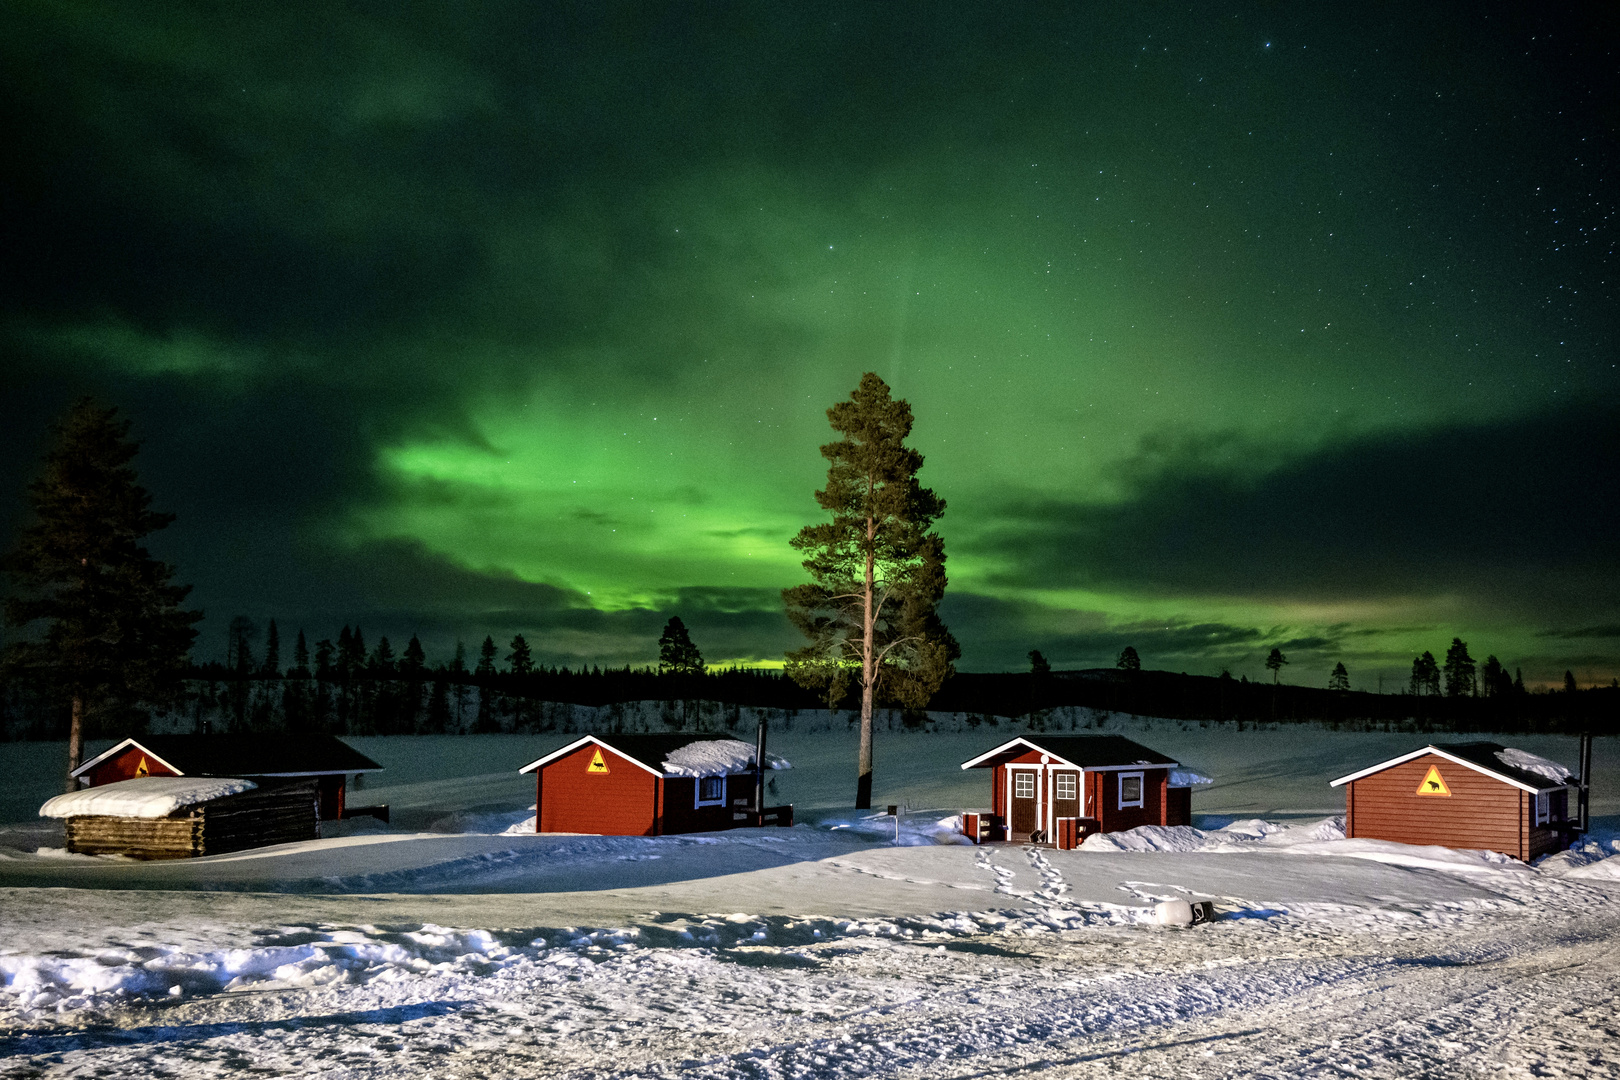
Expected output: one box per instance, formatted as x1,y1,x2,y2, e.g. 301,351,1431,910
660,739,791,778
1168,769,1214,788
39,777,258,820
1494,748,1573,786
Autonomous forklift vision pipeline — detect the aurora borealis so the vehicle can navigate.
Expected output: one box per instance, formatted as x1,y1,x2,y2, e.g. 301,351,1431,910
2,3,1615,687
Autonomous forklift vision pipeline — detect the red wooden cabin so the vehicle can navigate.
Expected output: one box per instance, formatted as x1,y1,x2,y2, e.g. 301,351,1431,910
960,735,1203,845
71,734,383,821
518,733,791,836
1330,742,1575,861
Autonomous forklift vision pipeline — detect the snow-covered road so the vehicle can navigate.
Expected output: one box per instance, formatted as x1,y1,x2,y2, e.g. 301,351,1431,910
3,830,1619,1079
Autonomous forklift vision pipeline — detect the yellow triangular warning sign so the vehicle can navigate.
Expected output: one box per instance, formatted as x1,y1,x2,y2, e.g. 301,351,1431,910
1416,763,1451,796
587,747,610,774
135,756,150,778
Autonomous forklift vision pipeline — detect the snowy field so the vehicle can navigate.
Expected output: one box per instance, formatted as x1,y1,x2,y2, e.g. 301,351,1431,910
1,719,1618,1078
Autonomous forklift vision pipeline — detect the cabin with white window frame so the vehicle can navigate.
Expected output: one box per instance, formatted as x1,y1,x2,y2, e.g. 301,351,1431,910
959,734,1210,847
518,732,792,836
1330,741,1576,861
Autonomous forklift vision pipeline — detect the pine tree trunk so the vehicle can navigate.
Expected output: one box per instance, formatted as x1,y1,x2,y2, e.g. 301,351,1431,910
65,692,84,792
857,515,876,809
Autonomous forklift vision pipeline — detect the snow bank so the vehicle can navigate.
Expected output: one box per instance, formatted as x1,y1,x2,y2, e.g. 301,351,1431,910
826,811,975,846
1495,747,1573,785
661,739,792,777
1079,817,1339,853
38,777,257,820
1539,829,1620,878
1074,815,1549,875
1168,769,1213,787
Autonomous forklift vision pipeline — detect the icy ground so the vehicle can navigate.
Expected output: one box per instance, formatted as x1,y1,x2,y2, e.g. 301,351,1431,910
1,725,1617,1079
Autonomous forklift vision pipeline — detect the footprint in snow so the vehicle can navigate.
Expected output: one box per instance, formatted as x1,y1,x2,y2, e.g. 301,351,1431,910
976,850,1021,896
1024,847,1072,900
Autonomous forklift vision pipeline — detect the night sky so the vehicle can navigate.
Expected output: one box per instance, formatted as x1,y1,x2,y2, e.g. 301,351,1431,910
2,3,1616,688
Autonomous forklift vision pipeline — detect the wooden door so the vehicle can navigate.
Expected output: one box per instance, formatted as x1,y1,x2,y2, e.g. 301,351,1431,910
1009,768,1038,835
1052,769,1081,824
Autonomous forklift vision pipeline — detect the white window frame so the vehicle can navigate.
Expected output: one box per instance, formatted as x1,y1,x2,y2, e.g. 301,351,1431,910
1118,771,1145,809
1055,773,1077,802
1535,790,1549,825
1013,771,1036,800
696,775,726,807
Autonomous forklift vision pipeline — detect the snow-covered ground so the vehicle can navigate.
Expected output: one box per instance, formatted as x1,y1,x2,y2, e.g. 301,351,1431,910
1,721,1617,1078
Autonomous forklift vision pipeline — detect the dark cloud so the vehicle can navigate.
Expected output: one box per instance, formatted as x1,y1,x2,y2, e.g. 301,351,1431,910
1539,626,1620,640
971,402,1620,620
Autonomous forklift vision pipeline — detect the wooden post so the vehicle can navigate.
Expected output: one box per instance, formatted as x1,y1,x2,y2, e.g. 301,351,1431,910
65,693,84,793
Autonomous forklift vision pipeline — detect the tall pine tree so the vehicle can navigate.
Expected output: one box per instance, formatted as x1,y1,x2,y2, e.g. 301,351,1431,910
783,373,958,809
2,400,202,787
657,616,705,676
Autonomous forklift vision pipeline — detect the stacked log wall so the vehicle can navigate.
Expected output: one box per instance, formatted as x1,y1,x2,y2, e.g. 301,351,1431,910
65,816,200,859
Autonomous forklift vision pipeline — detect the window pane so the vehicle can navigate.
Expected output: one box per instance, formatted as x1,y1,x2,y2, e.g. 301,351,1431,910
1056,774,1076,800
1014,773,1034,798
700,777,723,802
1121,775,1142,803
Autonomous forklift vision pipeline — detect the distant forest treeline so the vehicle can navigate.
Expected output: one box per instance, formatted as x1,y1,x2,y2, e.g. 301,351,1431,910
2,658,1614,742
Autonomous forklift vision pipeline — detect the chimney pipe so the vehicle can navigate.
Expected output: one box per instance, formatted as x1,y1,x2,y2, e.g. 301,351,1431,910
754,716,769,822
1578,731,1592,834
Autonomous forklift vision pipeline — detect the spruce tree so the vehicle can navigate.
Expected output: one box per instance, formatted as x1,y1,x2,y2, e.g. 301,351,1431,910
1265,648,1288,683
1443,638,1476,697
227,616,257,674
783,373,958,809
2,400,202,786
1328,662,1350,692
262,619,281,677
1116,646,1141,671
293,630,310,677
476,635,498,677
402,634,426,678
371,636,395,674
1028,650,1051,676
507,634,534,676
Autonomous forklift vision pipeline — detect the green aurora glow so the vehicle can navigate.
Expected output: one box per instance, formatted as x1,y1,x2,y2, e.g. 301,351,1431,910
1,3,1615,686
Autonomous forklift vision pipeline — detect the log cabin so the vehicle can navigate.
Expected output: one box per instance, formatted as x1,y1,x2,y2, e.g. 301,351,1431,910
960,734,1210,846
40,775,320,859
70,734,382,821
518,733,792,836
1330,741,1576,861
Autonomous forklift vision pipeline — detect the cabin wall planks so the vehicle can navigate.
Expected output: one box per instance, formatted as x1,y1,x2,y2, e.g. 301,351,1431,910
1343,751,1568,861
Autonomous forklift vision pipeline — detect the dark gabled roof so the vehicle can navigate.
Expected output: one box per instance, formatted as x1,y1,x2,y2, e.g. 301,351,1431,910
962,734,1178,771
1431,742,1544,789
72,734,382,779
1329,741,1571,792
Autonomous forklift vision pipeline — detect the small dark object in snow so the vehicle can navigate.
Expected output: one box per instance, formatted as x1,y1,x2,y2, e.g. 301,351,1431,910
1190,901,1217,925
